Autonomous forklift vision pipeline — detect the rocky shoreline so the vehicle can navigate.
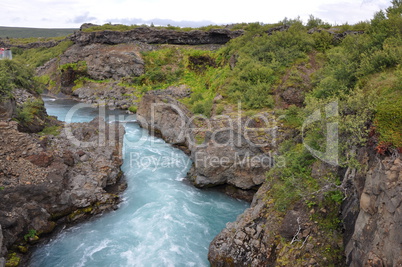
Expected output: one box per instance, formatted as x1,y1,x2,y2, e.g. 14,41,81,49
0,112,125,266
135,89,402,266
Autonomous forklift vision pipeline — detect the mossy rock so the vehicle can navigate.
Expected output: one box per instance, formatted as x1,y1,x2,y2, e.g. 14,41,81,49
5,252,20,267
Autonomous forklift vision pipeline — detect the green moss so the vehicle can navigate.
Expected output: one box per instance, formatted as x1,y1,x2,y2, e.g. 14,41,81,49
5,252,20,267
68,206,94,221
23,229,37,241
59,60,87,72
39,125,62,136
128,105,138,113
17,246,28,254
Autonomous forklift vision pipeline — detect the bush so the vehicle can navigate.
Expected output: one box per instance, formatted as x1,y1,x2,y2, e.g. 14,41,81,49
15,40,73,68
16,98,44,123
374,91,402,149
191,99,213,117
267,143,317,211
128,105,138,113
0,59,38,97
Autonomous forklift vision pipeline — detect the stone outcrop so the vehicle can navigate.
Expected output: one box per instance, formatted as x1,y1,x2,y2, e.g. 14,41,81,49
209,146,402,266
137,89,280,199
72,82,138,110
0,88,54,133
0,117,125,261
208,180,345,266
70,27,244,46
12,88,51,133
60,43,148,81
343,150,402,266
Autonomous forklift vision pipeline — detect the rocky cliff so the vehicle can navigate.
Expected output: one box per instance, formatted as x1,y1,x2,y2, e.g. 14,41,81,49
70,27,244,46
136,88,402,266
343,150,402,266
137,89,281,200
207,149,402,266
0,117,125,265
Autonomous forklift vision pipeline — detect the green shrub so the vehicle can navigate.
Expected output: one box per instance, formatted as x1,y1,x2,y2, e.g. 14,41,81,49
39,125,61,136
14,40,73,68
16,98,44,123
312,31,334,51
306,15,331,29
191,99,213,117
0,59,38,97
59,60,87,72
24,229,38,241
128,105,138,113
267,143,317,211
374,90,402,148
215,104,225,115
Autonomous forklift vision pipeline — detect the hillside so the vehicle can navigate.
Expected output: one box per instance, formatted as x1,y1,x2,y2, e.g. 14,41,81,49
0,26,77,38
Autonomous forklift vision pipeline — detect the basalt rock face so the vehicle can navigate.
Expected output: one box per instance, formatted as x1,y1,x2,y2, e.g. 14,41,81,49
209,147,402,266
137,89,279,197
0,117,125,259
343,150,402,266
60,43,147,81
70,27,244,46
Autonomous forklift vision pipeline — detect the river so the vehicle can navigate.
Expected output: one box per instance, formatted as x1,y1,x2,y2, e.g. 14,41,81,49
29,98,248,267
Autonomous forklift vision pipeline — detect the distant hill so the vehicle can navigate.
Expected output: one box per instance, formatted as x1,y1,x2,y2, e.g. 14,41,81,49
0,26,77,38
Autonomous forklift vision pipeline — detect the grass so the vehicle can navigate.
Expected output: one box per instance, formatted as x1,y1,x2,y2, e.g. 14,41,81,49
13,40,73,68
39,125,62,136
0,26,76,38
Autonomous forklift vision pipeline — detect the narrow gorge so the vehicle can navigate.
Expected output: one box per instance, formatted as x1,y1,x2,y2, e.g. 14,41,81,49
1,5,402,265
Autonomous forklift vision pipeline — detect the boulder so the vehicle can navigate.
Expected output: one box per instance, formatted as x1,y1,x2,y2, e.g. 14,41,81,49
60,43,146,81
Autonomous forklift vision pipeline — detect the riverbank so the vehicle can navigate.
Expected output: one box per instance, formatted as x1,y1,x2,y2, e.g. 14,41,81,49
0,114,125,266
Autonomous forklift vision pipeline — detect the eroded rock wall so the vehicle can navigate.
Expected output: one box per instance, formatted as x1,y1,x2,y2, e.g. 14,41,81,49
70,27,244,46
0,117,125,259
137,90,280,199
343,151,402,266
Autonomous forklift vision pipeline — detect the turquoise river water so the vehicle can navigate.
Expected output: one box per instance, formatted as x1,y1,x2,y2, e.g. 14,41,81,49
29,98,248,267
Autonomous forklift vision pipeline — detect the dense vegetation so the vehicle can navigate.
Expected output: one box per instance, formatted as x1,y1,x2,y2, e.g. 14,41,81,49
12,40,73,68
0,59,39,97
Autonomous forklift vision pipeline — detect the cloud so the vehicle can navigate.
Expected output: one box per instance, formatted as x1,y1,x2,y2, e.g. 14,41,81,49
69,12,97,24
109,17,217,27
316,0,390,24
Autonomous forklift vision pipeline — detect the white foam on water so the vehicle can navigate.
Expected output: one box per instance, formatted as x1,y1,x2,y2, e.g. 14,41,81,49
30,98,250,266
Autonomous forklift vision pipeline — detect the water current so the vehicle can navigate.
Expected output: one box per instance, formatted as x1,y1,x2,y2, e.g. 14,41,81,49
29,97,248,267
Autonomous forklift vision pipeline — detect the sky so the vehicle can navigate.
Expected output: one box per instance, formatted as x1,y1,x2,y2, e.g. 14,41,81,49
0,0,392,29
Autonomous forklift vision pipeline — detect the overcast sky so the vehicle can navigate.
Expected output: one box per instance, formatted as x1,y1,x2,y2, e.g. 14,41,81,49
1,0,392,29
